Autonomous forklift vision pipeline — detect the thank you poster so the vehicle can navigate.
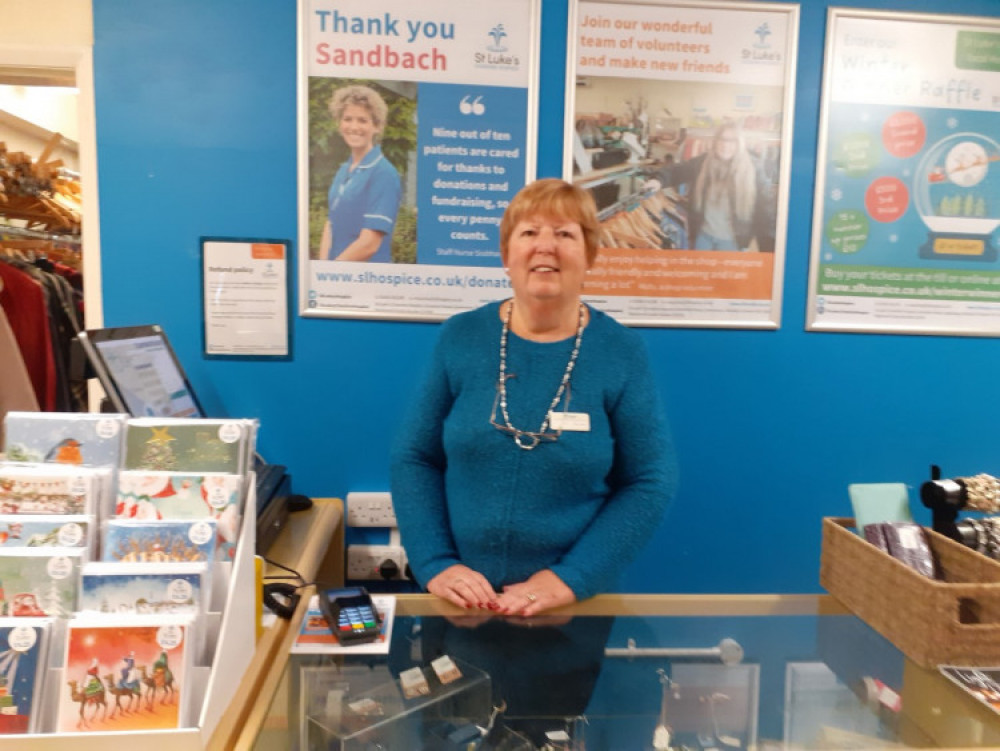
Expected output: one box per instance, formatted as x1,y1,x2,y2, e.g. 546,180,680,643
299,0,539,320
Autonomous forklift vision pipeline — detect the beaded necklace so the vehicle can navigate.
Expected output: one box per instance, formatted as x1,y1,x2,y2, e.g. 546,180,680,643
492,300,585,450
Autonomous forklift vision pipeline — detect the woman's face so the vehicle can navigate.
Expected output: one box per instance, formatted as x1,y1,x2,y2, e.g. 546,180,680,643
339,103,379,152
505,215,591,305
713,128,739,161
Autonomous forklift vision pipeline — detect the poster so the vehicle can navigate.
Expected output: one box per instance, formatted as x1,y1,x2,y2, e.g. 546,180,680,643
807,10,1000,336
202,239,290,357
566,0,798,328
298,0,539,320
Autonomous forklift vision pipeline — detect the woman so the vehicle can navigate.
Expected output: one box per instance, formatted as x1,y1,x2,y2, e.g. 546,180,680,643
320,85,401,262
646,123,770,251
390,178,676,616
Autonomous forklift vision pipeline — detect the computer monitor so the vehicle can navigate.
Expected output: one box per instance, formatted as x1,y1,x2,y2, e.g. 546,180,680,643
76,324,205,418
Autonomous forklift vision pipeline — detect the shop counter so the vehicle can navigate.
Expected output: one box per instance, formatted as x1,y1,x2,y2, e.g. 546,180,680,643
236,591,1000,750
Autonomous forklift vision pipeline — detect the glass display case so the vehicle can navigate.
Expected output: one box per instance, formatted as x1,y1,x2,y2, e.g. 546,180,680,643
300,657,500,750
242,595,1000,750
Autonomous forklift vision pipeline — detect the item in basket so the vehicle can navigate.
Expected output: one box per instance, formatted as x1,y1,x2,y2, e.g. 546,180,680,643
862,523,890,553
848,483,912,534
881,522,937,579
958,473,1000,513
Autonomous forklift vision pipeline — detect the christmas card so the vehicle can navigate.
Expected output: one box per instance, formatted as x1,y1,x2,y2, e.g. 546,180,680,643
102,520,219,564
3,412,128,468
114,471,243,560
0,549,83,618
116,471,243,520
0,617,54,734
56,614,196,732
79,561,210,616
0,515,94,555
0,463,106,516
123,419,254,475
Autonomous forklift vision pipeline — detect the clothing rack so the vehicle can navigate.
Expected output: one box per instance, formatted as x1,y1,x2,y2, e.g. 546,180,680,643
0,134,82,236
598,190,687,250
0,222,82,246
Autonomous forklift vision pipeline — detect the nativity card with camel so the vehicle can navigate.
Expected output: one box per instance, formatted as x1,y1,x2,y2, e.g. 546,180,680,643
0,549,83,618
3,412,128,469
101,519,219,564
0,464,108,517
123,419,256,476
0,617,54,734
56,614,196,732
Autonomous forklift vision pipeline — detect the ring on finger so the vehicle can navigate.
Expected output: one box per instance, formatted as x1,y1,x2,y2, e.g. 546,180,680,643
525,592,538,603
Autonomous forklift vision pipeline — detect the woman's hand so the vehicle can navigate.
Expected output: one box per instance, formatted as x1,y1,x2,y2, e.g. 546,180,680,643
426,564,498,610
495,569,576,617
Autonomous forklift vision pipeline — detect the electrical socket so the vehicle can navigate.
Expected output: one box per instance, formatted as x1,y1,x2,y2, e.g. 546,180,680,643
346,544,408,581
346,492,397,528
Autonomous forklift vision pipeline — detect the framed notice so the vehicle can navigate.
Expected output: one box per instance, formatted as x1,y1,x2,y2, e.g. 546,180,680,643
201,238,291,358
807,9,1000,336
565,0,799,328
298,0,540,321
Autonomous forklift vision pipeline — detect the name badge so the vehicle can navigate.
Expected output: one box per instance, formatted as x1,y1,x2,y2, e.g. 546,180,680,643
549,412,591,432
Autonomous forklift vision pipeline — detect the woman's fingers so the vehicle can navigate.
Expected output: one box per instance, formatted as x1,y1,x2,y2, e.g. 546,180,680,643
427,566,498,610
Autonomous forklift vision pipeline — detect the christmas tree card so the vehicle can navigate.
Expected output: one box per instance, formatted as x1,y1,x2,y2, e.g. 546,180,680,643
3,412,128,468
78,561,210,616
0,617,54,734
0,463,106,516
123,418,254,475
56,613,196,732
102,520,218,564
0,549,83,618
0,515,94,555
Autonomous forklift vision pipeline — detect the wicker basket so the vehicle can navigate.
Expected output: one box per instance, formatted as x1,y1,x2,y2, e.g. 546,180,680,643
820,517,1000,668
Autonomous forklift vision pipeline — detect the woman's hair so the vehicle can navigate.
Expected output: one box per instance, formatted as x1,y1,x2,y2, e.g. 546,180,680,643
499,178,601,265
328,85,389,131
693,123,757,223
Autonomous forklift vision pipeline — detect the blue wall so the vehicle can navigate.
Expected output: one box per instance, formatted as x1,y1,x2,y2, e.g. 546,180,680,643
92,0,1000,594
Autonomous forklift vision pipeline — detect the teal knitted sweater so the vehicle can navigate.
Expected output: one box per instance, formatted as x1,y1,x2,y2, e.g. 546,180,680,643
390,301,676,600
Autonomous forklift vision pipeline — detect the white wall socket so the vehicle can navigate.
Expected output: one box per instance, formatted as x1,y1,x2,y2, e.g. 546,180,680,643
346,544,408,580
346,492,397,528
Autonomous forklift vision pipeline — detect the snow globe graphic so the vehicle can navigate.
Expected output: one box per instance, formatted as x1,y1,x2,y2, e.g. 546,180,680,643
916,132,1000,261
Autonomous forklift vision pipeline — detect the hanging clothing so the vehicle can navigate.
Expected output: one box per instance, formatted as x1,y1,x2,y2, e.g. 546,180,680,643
0,259,57,410
0,306,39,449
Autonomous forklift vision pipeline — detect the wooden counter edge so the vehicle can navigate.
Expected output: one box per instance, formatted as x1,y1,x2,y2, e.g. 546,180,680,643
393,592,849,617
207,498,342,751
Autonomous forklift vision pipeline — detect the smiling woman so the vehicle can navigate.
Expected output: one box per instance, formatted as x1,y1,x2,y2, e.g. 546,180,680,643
319,84,402,263
390,178,677,619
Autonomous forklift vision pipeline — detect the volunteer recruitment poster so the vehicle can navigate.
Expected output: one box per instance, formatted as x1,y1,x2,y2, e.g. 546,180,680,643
299,0,539,320
566,0,798,328
808,10,1000,336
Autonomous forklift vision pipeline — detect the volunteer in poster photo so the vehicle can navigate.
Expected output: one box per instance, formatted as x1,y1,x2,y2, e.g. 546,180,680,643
320,84,402,262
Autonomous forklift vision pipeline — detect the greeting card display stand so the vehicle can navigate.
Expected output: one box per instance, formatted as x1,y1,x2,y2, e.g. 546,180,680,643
0,484,259,750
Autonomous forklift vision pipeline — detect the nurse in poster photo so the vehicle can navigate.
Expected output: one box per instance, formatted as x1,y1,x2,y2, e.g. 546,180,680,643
320,85,402,262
